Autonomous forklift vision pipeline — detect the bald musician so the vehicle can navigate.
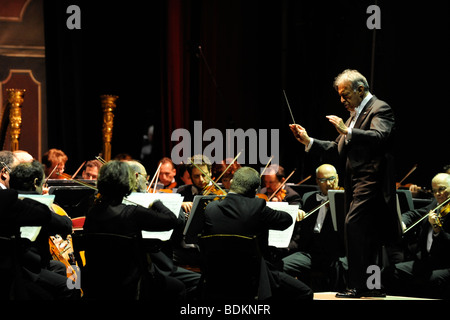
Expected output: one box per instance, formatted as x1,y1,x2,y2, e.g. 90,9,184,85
383,173,450,299
282,164,345,291
290,69,401,298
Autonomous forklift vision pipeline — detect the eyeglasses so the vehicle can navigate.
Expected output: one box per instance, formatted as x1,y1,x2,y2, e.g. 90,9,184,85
432,186,447,194
0,161,11,174
317,176,336,184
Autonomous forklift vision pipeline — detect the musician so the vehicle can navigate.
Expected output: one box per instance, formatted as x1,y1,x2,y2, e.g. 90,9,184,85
83,160,183,300
176,163,192,187
0,150,19,189
176,154,214,213
125,160,201,298
201,166,313,300
158,157,177,190
41,148,68,179
383,173,450,299
13,150,34,163
172,155,214,267
260,165,302,205
8,160,79,299
212,158,241,190
282,164,346,291
0,187,53,299
81,159,102,180
290,69,401,298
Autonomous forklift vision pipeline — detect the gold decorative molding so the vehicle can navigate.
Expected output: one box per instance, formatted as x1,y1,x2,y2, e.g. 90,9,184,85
100,95,118,162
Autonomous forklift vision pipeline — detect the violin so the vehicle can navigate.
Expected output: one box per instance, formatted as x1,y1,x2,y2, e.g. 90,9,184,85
404,196,450,234
267,169,296,202
435,201,450,228
204,184,227,196
269,188,287,202
49,204,79,281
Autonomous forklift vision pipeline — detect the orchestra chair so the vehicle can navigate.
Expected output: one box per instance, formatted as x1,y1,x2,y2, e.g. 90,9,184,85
0,234,24,299
197,234,261,300
71,232,154,300
396,189,414,212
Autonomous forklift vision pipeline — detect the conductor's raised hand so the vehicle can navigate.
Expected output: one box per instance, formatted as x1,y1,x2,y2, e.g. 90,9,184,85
326,115,349,135
289,124,311,146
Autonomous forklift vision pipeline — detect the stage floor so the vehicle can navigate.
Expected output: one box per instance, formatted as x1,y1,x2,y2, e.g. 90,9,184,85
314,292,437,300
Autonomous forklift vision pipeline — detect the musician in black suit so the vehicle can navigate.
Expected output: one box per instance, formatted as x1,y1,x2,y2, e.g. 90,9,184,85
282,164,346,291
383,173,450,299
84,160,184,300
201,166,313,300
290,69,401,298
260,165,302,205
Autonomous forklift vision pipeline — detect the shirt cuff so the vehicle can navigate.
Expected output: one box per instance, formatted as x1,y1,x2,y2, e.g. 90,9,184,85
347,128,353,140
305,138,314,152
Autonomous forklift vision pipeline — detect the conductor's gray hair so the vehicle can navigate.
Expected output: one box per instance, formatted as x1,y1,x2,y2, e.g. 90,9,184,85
333,69,370,92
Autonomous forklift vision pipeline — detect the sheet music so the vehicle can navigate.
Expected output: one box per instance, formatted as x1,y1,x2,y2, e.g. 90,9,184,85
266,202,299,248
123,192,183,241
18,194,55,241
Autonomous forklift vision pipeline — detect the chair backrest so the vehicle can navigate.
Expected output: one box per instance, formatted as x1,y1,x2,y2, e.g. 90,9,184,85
198,234,262,300
72,232,151,300
0,235,21,299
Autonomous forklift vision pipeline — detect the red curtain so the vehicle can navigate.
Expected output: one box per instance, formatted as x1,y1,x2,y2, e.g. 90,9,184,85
160,0,191,157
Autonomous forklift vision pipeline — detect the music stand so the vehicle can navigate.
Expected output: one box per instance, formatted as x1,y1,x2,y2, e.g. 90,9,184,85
328,189,346,248
48,185,96,218
183,194,226,244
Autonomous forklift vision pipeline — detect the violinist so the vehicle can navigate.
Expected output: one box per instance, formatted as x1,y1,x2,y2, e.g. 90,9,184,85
383,173,450,299
158,157,178,190
212,158,241,190
83,160,182,300
124,161,201,299
8,160,79,299
173,155,214,267
42,148,68,180
176,154,214,213
81,159,102,180
282,164,346,291
260,165,302,205
176,163,192,187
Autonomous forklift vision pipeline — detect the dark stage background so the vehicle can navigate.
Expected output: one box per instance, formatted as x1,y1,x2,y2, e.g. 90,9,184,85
43,0,449,189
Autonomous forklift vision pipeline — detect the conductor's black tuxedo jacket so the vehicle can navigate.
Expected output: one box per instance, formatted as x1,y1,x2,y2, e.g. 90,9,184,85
310,96,402,244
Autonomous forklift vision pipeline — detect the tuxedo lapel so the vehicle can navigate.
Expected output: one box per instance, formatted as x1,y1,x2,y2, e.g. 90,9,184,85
354,96,376,129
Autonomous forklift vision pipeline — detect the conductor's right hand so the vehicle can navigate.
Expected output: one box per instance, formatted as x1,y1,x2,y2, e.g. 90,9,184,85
289,124,311,146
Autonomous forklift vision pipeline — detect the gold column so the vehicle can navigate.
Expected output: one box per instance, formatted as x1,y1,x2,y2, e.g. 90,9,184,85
7,89,26,152
100,94,118,162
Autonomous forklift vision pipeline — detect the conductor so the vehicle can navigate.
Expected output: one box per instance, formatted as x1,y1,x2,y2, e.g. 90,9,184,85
289,69,401,298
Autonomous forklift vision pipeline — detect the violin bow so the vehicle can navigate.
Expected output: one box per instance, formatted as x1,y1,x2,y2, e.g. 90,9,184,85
71,161,86,179
268,169,296,201
297,175,312,185
260,155,274,178
404,196,450,234
204,151,242,195
302,200,330,220
398,164,418,186
146,162,162,193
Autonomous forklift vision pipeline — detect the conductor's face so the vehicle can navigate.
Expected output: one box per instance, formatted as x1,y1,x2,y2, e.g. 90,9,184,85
337,81,364,113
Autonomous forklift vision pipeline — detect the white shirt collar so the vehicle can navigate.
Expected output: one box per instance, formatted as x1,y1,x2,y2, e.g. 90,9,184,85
351,92,373,118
